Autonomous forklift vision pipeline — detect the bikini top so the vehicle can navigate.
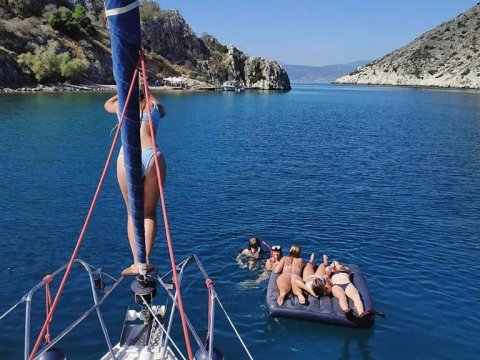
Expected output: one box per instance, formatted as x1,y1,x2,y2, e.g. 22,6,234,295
329,270,350,279
141,103,160,128
117,103,160,128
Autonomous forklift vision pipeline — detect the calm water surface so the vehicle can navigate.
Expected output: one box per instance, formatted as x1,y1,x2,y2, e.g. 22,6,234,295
0,84,479,359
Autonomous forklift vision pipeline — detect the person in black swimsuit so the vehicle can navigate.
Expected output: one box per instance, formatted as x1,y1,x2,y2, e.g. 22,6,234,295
325,261,366,317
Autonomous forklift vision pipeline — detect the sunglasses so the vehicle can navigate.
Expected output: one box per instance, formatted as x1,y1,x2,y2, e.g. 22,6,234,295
271,245,282,251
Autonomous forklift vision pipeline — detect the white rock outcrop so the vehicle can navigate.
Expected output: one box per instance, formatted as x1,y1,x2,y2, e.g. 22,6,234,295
335,4,480,89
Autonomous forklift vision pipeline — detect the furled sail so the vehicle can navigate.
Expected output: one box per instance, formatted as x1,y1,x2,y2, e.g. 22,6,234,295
105,0,146,267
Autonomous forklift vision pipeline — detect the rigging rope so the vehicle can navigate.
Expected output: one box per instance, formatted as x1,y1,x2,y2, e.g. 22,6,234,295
30,54,194,360
28,58,141,360
43,275,53,344
140,54,194,360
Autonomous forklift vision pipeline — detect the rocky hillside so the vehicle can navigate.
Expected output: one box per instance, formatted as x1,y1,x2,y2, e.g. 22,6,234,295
335,4,480,89
0,0,290,90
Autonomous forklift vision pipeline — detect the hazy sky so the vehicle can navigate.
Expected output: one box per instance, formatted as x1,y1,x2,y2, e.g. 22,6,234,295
157,0,478,66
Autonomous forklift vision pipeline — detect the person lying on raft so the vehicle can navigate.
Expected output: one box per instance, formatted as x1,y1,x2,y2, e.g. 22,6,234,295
301,253,331,297
237,237,265,260
274,244,317,305
323,260,372,318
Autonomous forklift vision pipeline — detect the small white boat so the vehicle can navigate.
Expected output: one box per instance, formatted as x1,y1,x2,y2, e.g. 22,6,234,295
222,81,236,91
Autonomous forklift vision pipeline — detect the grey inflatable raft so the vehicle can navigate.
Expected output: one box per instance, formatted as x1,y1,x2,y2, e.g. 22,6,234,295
266,264,374,328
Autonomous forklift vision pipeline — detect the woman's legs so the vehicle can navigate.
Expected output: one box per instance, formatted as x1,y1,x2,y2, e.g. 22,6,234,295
331,285,350,313
291,279,306,304
117,155,138,272
117,151,166,274
292,275,316,302
345,283,364,315
303,262,314,279
276,274,292,305
143,152,166,262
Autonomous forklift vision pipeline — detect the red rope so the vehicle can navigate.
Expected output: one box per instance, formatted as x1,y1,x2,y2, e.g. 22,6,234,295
140,54,194,360
43,275,53,344
28,58,141,360
205,278,214,342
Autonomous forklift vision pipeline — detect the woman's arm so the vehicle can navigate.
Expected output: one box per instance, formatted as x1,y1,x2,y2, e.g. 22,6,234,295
149,93,166,118
236,248,247,260
265,258,275,271
104,95,118,113
324,275,333,296
274,257,285,274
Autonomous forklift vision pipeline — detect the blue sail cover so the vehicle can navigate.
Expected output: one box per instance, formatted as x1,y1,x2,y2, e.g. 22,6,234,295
105,0,146,264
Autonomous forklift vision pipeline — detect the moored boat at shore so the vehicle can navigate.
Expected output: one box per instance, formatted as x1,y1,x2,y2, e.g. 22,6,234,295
222,81,236,91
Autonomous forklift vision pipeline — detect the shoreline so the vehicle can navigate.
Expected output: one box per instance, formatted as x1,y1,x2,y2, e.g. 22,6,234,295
0,83,214,93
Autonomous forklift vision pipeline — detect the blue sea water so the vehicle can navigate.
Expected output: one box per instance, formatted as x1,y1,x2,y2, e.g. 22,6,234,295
0,84,479,359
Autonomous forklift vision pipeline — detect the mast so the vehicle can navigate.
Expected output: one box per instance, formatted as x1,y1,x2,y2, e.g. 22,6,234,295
105,0,147,276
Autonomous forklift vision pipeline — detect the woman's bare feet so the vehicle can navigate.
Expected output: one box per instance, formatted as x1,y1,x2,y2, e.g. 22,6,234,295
121,264,155,276
323,254,329,265
277,293,286,306
309,253,315,263
297,293,306,304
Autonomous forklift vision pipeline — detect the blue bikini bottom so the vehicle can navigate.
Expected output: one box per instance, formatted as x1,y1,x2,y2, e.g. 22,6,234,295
119,146,160,177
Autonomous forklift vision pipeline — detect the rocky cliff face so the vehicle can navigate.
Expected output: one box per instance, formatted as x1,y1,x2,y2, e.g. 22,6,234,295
142,10,290,89
335,4,480,89
0,1,290,90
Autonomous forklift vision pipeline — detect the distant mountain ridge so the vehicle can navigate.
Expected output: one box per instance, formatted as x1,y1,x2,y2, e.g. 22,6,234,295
284,61,370,83
335,4,480,89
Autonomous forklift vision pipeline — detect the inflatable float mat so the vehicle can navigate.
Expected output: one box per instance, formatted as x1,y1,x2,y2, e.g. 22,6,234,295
266,264,374,328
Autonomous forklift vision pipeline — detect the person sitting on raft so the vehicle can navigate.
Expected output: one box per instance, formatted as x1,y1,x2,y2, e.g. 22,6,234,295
274,244,317,305
237,237,265,260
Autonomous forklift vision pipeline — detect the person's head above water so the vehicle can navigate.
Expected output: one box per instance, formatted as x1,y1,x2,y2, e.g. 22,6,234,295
249,237,261,246
271,245,283,260
248,237,261,251
289,244,301,258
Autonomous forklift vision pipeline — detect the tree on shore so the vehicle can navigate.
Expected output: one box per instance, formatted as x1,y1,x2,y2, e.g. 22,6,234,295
17,41,89,84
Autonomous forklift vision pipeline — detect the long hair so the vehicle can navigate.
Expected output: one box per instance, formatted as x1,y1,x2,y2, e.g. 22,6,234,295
289,244,301,258
139,87,147,117
311,279,325,297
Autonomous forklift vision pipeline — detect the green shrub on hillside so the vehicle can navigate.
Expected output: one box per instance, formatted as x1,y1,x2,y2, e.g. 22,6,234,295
48,7,81,39
140,1,161,22
17,41,89,83
214,42,228,54
48,5,95,38
249,72,266,84
72,5,90,28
